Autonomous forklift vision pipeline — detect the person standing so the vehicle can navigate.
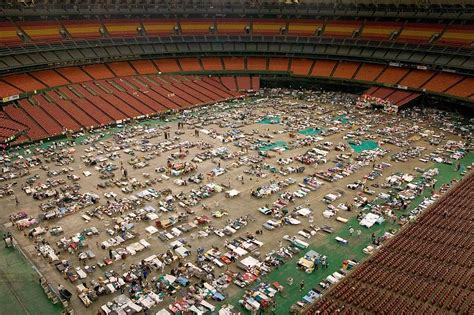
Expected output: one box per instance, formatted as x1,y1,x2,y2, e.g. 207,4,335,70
299,280,305,291
349,227,354,237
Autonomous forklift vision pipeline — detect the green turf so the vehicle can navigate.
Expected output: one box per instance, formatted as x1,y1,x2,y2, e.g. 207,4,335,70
298,128,322,136
0,238,63,315
258,116,281,124
349,140,379,153
334,115,350,124
219,152,473,313
258,141,288,152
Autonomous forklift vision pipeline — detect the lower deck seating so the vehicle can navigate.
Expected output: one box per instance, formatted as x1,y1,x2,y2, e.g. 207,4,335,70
201,57,224,71
332,61,360,79
311,60,337,77
0,75,249,144
223,57,245,71
154,59,181,73
108,62,137,77
247,57,268,71
376,67,409,84
1,73,46,92
130,60,158,75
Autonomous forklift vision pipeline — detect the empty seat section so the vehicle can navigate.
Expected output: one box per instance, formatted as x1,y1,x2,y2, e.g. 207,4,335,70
19,99,62,135
192,79,234,99
103,19,140,37
112,90,156,115
439,25,474,46
247,57,267,71
220,76,238,91
291,58,314,75
130,60,158,74
0,80,22,98
201,57,223,71
223,57,245,71
236,77,251,91
251,76,260,91
252,19,286,35
108,62,137,77
56,67,92,83
216,18,249,35
398,23,444,43
82,64,115,80
180,19,213,35
63,20,102,39
19,21,62,42
201,77,241,98
354,63,385,81
47,90,98,127
142,79,185,109
179,81,214,103
0,22,22,44
143,19,176,36
34,95,81,131
2,73,46,92
376,67,409,84
178,58,203,72
422,72,463,93
288,20,323,36
73,98,114,125
100,93,141,118
268,58,289,72
446,77,474,98
31,70,69,88
154,58,181,73
3,105,47,140
332,61,360,79
373,87,396,99
59,86,82,99
398,70,435,88
311,60,337,77
361,22,401,40
387,91,413,104
156,80,203,106
324,21,361,37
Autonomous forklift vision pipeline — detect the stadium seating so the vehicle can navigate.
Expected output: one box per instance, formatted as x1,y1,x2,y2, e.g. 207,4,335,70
376,67,409,84
142,19,176,36
178,58,203,72
18,20,63,42
31,70,70,88
223,57,245,71
62,20,102,39
154,59,181,73
102,19,141,37
290,59,314,76
216,18,248,35
311,60,337,77
0,21,22,44
108,62,137,77
268,58,289,72
398,23,444,43
201,57,224,71
288,20,323,36
56,67,92,83
332,61,360,79
422,72,463,93
252,19,286,35
2,73,46,92
361,22,401,40
353,63,386,82
180,19,213,35
439,25,474,46
324,20,361,38
247,57,268,71
82,64,115,80
398,69,435,88
445,77,474,98
130,60,158,75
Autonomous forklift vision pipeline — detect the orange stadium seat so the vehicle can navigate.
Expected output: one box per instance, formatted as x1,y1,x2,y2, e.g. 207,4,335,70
223,57,245,71
353,63,386,81
268,58,289,72
82,64,114,80
180,19,213,35
0,80,22,98
422,72,463,93
311,60,337,77
398,23,444,43
18,21,63,41
103,19,141,37
130,60,158,75
445,77,474,98
246,57,268,71
178,58,203,72
56,67,93,83
332,61,360,79
236,77,251,90
154,58,181,72
216,18,249,35
0,22,22,44
290,58,314,75
376,67,409,84
142,19,176,36
31,70,70,87
439,25,474,46
324,21,361,37
201,57,224,71
252,19,286,35
288,20,323,36
398,69,435,88
2,73,46,92
63,20,102,39
361,22,401,40
108,62,137,77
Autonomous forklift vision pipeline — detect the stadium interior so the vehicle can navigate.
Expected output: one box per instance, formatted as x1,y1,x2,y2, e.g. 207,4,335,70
0,1,472,314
